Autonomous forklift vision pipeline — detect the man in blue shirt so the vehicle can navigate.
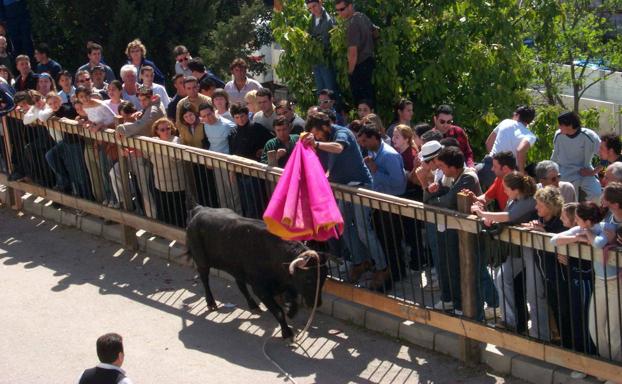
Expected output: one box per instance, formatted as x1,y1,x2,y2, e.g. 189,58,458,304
303,112,389,290
34,43,62,80
357,124,406,290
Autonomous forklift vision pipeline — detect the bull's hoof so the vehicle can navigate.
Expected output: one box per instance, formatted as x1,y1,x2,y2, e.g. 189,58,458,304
247,301,260,311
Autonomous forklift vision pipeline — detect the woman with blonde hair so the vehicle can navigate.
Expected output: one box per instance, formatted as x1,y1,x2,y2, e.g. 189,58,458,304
244,89,259,116
146,117,186,226
125,38,165,85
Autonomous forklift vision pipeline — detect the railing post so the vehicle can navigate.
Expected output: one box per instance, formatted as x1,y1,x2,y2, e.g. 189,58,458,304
2,115,22,210
457,192,480,365
116,141,138,250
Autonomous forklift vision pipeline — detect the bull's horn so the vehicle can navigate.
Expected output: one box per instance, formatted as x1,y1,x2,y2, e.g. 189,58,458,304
288,257,306,275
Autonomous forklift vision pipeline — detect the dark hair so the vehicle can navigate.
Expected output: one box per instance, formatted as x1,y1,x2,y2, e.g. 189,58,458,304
503,171,537,197
358,124,382,140
439,137,459,148
393,98,413,123
229,102,249,117
420,129,443,143
557,111,581,130
492,151,517,170
172,73,184,83
256,87,272,99
172,45,188,56
335,0,352,5
319,88,335,100
140,65,154,75
435,104,453,116
13,91,32,105
276,99,294,112
514,105,535,125
601,133,622,155
180,102,198,117
305,112,332,132
108,80,122,92
118,100,137,115
198,101,214,112
212,88,230,108
96,333,123,364
604,181,622,206
357,99,374,110
86,41,103,54
413,122,432,138
576,201,606,224
436,146,465,168
199,77,218,91
57,70,72,80
35,42,50,56
187,58,206,73
349,120,363,134
229,58,247,71
0,64,13,82
273,115,289,128
75,85,90,98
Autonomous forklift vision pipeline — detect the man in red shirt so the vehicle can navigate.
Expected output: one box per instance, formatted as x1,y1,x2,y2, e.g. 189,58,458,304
464,151,516,210
433,104,474,167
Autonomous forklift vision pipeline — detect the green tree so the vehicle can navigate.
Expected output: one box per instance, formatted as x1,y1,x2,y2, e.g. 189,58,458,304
272,0,532,158
26,0,266,87
525,0,622,112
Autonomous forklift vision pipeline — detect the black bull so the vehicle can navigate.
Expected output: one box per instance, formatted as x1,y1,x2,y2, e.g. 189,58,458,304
186,206,329,339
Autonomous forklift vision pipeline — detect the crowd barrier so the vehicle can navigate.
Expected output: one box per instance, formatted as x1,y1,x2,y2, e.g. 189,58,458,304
1,110,622,381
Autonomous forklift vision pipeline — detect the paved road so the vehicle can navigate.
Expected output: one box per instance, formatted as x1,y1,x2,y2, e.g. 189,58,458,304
0,208,523,383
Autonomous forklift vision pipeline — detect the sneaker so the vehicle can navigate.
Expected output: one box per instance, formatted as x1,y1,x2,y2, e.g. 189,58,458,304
433,300,454,311
424,278,440,291
102,199,109,207
484,306,498,320
570,371,586,380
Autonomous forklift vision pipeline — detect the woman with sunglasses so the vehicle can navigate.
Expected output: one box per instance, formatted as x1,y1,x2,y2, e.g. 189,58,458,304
146,117,186,227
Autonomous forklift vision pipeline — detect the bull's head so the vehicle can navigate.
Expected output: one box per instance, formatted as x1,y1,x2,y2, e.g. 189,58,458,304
289,250,328,308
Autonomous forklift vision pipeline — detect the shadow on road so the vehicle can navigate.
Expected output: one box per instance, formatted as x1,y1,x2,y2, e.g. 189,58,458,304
0,210,508,383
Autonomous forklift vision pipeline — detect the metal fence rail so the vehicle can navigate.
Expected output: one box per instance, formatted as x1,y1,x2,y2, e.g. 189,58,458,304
1,110,622,381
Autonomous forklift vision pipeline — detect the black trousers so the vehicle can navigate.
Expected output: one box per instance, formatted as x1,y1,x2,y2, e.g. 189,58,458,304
349,57,375,106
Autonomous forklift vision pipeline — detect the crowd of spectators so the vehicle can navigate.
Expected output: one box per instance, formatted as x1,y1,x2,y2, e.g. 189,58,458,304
0,1,621,374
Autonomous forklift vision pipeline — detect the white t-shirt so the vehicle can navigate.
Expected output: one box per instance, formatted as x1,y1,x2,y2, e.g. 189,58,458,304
489,119,537,157
149,83,170,109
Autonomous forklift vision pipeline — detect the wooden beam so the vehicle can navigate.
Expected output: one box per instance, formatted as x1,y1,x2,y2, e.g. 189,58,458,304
323,279,622,382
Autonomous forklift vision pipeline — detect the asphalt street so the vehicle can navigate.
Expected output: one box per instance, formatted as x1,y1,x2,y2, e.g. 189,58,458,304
0,208,523,383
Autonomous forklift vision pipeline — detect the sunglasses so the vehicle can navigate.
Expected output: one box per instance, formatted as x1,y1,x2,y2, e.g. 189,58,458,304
177,57,189,63
438,119,452,125
78,78,91,83
336,6,347,12
319,99,332,105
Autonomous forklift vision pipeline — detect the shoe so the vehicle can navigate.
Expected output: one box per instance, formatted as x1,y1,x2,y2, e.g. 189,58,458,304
102,199,109,207
570,371,586,380
368,268,392,292
109,201,120,209
484,306,498,320
424,278,440,291
348,260,372,283
433,300,454,311
8,171,25,181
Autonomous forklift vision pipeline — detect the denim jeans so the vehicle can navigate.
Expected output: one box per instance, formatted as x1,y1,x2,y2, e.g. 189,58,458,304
313,64,340,99
339,200,386,270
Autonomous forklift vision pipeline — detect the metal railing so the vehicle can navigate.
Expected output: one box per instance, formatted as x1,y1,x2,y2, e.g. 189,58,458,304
1,109,622,380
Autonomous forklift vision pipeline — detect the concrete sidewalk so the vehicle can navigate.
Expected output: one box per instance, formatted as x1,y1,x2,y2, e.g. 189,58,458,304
0,208,521,383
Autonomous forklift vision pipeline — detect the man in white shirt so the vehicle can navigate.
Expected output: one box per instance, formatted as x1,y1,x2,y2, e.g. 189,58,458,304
477,105,537,189
76,333,133,384
224,58,262,105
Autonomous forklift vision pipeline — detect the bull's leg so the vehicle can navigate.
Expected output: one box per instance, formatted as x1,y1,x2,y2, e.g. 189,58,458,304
235,278,260,310
197,266,218,311
283,286,299,319
255,287,293,339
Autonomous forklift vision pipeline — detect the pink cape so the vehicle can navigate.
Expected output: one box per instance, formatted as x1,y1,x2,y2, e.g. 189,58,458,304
263,140,343,241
